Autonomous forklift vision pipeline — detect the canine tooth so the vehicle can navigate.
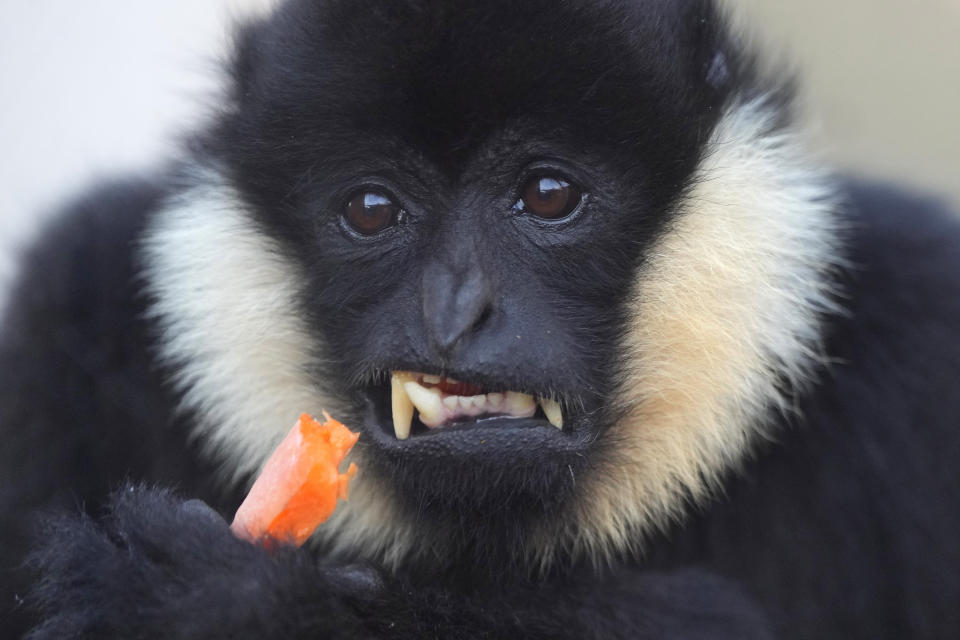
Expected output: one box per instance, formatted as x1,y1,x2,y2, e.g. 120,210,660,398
391,373,414,440
505,391,536,417
422,374,442,384
540,397,563,430
404,381,444,427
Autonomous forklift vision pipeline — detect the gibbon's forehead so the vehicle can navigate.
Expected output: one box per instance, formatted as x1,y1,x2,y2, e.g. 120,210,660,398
229,0,727,177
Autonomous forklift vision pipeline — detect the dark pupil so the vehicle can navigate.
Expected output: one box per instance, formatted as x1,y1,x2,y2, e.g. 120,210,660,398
346,192,396,234
524,177,575,219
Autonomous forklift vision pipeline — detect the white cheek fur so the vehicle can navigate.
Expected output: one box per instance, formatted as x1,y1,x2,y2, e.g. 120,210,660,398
535,96,844,568
141,174,333,484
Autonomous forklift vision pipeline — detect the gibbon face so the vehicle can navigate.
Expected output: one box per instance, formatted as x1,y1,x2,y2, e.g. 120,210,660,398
144,0,839,572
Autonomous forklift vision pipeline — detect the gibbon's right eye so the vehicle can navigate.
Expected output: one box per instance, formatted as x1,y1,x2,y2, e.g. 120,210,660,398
516,174,584,221
344,191,401,235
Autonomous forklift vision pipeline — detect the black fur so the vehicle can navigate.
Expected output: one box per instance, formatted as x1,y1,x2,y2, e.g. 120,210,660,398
0,178,243,633
26,485,773,639
2,0,959,637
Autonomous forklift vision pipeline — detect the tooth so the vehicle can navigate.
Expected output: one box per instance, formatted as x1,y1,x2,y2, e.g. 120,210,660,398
504,391,536,418
404,381,445,428
391,373,414,440
468,395,486,415
540,397,563,430
487,392,504,410
442,396,459,411
422,374,442,384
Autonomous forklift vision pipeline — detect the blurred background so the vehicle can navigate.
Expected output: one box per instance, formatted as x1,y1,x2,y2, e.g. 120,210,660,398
0,0,958,292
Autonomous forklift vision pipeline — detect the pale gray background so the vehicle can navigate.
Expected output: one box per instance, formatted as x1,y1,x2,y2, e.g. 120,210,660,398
1,0,958,293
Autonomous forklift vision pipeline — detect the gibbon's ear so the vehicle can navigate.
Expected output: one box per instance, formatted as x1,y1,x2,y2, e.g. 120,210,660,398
688,0,798,125
680,0,731,75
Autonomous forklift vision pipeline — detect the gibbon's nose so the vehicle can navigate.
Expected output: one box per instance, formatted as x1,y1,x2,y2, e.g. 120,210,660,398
421,258,494,355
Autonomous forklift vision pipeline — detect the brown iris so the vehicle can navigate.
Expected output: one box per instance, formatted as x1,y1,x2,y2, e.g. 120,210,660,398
519,175,582,220
344,191,400,235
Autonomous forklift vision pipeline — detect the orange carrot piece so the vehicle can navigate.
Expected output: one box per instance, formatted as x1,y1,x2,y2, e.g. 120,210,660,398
231,412,359,547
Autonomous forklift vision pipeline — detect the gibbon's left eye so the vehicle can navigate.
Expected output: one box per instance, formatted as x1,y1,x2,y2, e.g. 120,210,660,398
516,175,583,220
344,191,402,235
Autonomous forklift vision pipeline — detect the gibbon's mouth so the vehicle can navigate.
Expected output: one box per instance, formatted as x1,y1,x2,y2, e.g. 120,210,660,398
360,369,591,512
364,371,569,441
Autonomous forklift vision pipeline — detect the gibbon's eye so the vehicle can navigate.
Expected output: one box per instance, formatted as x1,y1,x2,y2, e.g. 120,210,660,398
344,191,402,235
516,175,583,220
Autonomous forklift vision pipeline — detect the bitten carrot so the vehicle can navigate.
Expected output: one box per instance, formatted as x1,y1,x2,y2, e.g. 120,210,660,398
231,412,359,547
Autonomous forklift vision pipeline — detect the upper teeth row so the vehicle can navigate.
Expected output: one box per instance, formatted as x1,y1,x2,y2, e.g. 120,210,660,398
391,372,563,439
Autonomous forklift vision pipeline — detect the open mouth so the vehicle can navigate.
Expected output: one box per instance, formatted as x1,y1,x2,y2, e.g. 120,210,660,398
384,371,565,440
359,368,590,516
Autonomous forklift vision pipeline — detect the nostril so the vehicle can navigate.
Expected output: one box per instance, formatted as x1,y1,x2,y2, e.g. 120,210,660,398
471,304,493,333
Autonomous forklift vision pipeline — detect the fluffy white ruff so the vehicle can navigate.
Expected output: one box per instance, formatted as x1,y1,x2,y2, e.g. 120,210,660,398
141,176,334,483
535,96,844,567
142,170,415,564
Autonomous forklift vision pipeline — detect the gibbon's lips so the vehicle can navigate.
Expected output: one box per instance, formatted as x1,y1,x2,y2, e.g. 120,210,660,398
389,371,564,440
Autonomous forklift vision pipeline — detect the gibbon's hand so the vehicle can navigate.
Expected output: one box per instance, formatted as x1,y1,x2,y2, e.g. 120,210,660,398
27,486,773,640
26,486,384,639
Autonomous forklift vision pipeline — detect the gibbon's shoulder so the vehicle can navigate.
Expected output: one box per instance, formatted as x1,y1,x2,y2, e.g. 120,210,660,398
0,175,174,631
0,173,229,566
0,173,235,497
796,179,960,634
838,178,960,349
639,178,960,638
815,178,960,462
2,177,166,327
